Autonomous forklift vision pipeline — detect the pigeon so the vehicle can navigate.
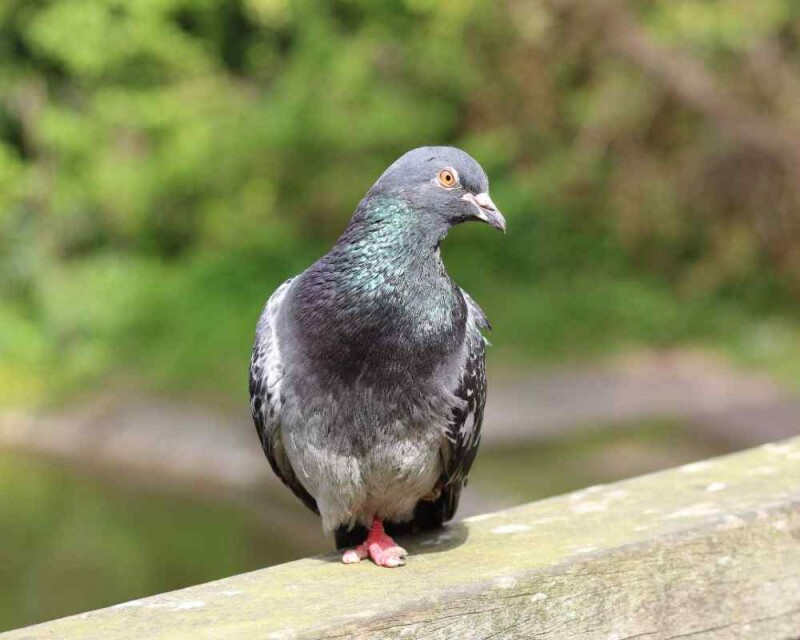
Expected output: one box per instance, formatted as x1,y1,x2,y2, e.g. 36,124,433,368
249,146,505,568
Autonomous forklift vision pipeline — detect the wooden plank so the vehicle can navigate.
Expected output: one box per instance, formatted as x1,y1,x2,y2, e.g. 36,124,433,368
5,437,800,640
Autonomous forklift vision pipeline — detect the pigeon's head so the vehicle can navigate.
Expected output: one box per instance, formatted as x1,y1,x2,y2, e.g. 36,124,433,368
366,146,506,234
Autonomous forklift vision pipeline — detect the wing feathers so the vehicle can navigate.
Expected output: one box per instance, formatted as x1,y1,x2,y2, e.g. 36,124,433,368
437,288,489,521
249,277,319,515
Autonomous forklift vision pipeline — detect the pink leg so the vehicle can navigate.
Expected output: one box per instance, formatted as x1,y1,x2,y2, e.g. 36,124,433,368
341,518,408,568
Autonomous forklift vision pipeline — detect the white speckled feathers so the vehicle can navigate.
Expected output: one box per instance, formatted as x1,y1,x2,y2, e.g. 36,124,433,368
249,277,319,515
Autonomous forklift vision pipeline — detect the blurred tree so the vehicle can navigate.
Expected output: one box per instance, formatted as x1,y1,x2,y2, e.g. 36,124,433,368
1,0,800,406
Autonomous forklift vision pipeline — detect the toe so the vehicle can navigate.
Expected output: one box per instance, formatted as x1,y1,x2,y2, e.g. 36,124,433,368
378,550,406,568
368,544,407,568
342,546,368,564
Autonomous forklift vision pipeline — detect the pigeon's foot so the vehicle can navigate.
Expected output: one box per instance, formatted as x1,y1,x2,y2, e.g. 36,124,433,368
341,518,407,568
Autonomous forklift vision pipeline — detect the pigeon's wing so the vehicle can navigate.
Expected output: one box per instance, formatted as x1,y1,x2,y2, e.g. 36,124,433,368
395,290,489,538
249,277,319,515
439,292,489,522
460,288,492,332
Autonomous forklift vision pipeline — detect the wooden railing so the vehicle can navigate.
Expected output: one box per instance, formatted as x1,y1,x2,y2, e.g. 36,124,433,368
3,436,800,639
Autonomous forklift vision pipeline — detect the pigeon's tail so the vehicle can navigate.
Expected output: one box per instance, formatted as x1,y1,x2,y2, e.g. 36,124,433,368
333,489,459,550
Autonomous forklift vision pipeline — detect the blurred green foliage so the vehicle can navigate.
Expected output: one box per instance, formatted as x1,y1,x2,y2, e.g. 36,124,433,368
2,0,800,408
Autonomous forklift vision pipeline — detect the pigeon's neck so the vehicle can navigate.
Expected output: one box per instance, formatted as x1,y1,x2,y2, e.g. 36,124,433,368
332,197,453,298
339,196,446,261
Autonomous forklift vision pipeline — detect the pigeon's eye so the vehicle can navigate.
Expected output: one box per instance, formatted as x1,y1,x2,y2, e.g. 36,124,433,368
437,169,459,189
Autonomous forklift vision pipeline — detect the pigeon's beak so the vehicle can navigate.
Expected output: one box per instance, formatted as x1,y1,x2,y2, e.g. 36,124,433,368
461,192,506,233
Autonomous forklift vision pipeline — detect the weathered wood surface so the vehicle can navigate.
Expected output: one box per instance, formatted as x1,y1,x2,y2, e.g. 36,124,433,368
5,437,800,640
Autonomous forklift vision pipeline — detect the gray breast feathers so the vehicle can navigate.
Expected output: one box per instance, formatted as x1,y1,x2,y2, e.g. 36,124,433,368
249,279,490,533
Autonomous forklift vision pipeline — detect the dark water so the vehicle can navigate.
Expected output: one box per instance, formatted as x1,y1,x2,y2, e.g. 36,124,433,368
0,419,728,633
0,453,316,632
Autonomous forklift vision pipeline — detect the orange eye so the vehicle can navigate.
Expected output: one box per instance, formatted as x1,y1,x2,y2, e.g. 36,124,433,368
437,168,458,188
